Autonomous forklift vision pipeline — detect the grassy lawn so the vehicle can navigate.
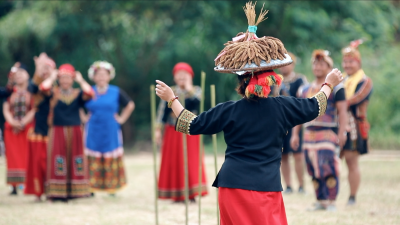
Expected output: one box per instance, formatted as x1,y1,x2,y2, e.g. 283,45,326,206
0,150,399,225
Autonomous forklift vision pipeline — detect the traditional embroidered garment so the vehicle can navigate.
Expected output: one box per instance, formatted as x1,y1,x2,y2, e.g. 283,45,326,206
300,84,345,200
156,85,208,201
342,39,373,154
175,91,327,222
45,88,93,198
4,89,34,185
280,72,308,154
84,85,131,193
197,2,326,223
25,77,52,197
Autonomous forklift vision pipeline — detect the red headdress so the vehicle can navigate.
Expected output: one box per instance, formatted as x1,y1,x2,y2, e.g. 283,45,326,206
172,62,194,78
58,64,75,77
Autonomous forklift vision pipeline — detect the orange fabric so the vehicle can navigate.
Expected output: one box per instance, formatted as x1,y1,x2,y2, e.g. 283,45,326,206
219,187,288,225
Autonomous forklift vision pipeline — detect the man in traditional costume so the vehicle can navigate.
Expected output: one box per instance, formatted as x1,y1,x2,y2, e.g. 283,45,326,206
341,40,373,205
278,52,308,194
154,2,344,224
291,50,348,211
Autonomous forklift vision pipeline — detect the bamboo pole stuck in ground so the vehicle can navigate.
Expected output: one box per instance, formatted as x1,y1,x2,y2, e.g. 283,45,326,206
210,85,220,225
198,71,206,225
180,93,189,225
150,85,159,225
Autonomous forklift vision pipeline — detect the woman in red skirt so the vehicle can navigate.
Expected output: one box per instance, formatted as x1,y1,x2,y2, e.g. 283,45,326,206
155,62,207,202
40,64,94,201
155,2,343,224
3,63,35,195
24,53,56,201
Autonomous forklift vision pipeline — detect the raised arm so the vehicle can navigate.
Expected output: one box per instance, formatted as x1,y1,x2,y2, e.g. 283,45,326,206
74,71,93,96
39,69,58,95
155,80,184,117
155,80,227,135
282,68,344,128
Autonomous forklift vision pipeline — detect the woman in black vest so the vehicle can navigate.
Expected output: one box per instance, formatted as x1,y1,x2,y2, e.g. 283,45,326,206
155,2,344,224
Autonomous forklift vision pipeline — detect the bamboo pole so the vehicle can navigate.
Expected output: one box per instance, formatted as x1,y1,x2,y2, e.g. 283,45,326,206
150,85,159,225
198,71,206,225
180,93,189,225
210,85,220,225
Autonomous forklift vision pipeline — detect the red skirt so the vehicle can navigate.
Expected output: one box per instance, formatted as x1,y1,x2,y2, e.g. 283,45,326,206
46,126,90,198
4,122,32,185
219,187,288,225
25,128,47,197
158,125,208,201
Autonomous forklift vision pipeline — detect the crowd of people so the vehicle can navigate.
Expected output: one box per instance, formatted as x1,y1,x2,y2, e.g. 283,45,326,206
0,53,135,202
0,2,373,224
277,41,372,211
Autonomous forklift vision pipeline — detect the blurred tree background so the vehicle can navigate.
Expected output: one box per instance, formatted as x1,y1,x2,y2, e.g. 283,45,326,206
0,1,399,150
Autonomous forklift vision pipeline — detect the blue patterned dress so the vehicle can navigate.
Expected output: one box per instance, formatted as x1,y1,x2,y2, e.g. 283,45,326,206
84,85,131,193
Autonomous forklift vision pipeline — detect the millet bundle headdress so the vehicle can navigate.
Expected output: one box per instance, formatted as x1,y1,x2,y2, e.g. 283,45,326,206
342,39,363,62
214,1,292,75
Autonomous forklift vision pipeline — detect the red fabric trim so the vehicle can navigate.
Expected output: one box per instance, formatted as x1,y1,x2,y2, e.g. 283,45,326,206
25,134,47,197
219,187,288,225
39,83,51,92
4,122,33,185
158,125,208,201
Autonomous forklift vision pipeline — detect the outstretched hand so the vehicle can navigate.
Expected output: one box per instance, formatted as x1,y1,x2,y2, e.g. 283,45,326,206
325,68,344,87
155,80,175,101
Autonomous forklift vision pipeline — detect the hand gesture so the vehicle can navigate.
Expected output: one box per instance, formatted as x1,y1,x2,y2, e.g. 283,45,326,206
155,80,175,101
155,129,162,146
184,77,193,92
290,135,300,151
114,114,124,124
325,68,344,87
75,71,84,83
50,69,58,79
339,132,347,148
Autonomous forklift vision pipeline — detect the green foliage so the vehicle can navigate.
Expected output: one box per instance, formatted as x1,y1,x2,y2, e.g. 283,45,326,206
0,1,399,148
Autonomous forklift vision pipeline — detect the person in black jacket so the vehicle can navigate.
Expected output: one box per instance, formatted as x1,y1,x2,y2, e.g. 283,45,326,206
155,2,344,224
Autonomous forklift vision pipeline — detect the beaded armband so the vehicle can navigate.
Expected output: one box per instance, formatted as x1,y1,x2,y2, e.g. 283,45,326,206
175,109,197,135
311,91,327,117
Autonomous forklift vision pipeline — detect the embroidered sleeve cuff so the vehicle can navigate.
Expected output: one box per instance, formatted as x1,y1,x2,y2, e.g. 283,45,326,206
175,109,197,135
311,91,327,117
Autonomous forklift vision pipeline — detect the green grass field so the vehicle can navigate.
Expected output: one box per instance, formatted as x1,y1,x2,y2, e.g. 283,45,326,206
0,150,399,225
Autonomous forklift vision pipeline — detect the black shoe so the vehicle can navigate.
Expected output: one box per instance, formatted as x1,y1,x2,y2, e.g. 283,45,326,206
9,186,17,195
283,186,293,194
190,198,196,203
298,186,305,194
90,192,95,197
347,196,356,206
